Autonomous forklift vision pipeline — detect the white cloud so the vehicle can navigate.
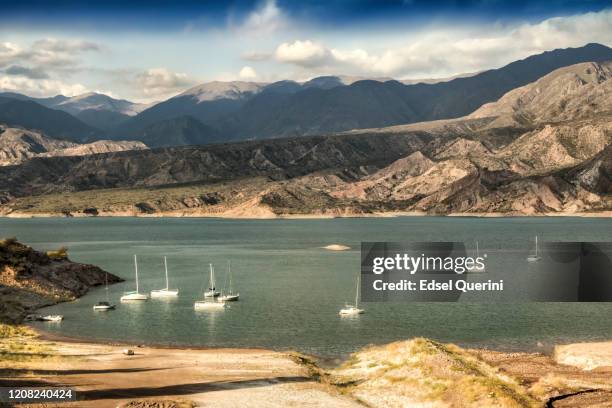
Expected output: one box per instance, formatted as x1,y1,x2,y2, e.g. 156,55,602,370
0,42,25,67
236,0,287,35
0,38,101,69
31,38,101,53
275,40,330,67
272,10,612,79
239,66,257,79
0,75,87,97
134,67,198,99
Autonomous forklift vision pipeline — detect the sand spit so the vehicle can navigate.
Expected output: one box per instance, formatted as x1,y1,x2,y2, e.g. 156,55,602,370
323,244,351,251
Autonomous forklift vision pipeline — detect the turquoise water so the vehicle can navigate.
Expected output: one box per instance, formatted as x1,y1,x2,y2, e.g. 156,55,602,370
1,217,611,358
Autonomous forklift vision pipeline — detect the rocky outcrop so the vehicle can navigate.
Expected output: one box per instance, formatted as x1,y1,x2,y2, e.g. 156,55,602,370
0,238,122,323
0,125,147,166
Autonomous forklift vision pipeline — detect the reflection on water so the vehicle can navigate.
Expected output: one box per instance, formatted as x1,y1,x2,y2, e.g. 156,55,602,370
0,216,611,357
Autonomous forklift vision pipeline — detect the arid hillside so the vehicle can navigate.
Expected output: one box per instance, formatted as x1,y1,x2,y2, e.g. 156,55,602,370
0,62,610,217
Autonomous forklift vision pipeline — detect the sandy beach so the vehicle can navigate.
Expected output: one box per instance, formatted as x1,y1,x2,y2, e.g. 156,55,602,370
1,328,359,408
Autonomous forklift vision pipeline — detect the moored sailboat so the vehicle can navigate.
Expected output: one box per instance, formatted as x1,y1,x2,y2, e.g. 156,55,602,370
219,261,239,302
204,263,220,297
93,271,116,310
195,263,226,309
466,241,485,273
120,255,149,301
527,235,542,263
151,256,179,297
339,274,364,316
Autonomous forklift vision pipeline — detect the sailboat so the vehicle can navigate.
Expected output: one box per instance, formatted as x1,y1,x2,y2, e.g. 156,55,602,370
527,235,542,263
194,264,226,310
219,261,239,301
93,271,116,310
120,255,149,301
151,256,179,297
466,241,485,273
203,264,220,297
339,274,364,315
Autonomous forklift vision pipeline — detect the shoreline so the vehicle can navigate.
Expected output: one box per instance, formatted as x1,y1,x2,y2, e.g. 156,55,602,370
30,325,279,355
2,210,611,219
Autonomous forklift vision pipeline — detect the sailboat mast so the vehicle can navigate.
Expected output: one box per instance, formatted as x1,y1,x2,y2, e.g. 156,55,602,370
355,274,360,307
164,256,169,290
105,271,109,302
228,261,232,294
209,263,214,290
535,236,538,256
134,255,139,293
476,241,479,257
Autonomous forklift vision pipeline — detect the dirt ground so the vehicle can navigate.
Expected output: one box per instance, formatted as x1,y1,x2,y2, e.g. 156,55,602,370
2,331,612,408
1,339,360,408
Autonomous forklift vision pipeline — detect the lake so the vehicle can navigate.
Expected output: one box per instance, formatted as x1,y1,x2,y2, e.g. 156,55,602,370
1,216,611,358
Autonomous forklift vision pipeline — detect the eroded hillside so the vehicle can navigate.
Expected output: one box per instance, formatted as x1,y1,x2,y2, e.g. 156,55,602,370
0,62,610,217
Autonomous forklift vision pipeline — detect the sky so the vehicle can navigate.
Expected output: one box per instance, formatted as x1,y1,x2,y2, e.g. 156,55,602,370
0,0,611,103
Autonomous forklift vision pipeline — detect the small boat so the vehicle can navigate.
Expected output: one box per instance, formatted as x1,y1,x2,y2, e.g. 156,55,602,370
93,301,115,311
194,265,226,310
466,241,486,273
150,256,179,297
94,271,116,310
527,235,542,263
339,274,364,316
203,264,220,298
40,315,63,322
219,261,239,302
120,255,149,301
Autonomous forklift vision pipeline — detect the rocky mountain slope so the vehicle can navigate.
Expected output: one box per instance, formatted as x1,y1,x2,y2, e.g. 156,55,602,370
0,61,609,217
0,92,149,132
0,238,122,323
0,125,147,166
0,97,102,142
113,43,612,144
50,92,148,116
1,44,610,149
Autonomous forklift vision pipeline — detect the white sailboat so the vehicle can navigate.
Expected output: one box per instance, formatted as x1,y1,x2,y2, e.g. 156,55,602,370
151,256,179,297
120,255,149,301
203,264,220,297
219,261,239,302
466,241,485,273
527,235,542,263
194,263,226,310
93,271,116,310
339,274,364,316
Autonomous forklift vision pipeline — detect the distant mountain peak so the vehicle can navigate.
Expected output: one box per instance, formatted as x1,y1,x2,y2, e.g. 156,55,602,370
178,81,265,102
54,92,147,116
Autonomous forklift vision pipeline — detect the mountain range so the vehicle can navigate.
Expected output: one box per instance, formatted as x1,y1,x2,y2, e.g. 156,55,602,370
0,43,611,148
0,58,610,216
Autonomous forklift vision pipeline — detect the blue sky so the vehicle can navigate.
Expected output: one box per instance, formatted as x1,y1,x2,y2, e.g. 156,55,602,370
0,0,611,102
